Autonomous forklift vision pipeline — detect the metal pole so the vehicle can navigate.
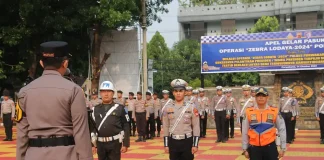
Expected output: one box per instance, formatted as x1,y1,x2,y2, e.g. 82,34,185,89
201,74,205,88
142,0,148,93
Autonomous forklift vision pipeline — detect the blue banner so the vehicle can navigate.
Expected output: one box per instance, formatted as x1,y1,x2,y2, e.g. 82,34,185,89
201,29,324,73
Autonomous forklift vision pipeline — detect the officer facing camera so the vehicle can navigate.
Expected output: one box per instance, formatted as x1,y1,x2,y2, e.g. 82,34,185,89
91,81,130,160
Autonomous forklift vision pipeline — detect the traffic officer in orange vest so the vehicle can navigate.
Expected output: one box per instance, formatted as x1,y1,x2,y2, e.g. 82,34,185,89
242,87,286,160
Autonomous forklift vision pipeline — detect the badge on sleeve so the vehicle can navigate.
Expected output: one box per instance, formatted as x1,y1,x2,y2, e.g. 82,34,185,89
193,108,199,117
125,114,130,122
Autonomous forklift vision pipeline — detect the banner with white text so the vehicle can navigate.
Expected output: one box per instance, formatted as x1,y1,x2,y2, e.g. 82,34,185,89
201,29,324,73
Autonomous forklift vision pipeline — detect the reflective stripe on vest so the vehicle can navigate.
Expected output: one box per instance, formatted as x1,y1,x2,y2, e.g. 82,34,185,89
246,107,278,146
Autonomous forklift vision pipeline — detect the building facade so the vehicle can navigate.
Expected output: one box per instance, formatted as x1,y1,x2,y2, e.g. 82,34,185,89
178,0,324,41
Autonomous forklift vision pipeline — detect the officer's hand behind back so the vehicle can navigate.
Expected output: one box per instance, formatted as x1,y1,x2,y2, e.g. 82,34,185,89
121,146,128,153
191,147,198,154
278,150,285,159
164,147,169,153
317,117,320,121
244,151,249,159
92,147,97,155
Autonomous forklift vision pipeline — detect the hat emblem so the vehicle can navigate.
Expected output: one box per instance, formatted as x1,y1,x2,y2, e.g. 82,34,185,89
175,79,181,86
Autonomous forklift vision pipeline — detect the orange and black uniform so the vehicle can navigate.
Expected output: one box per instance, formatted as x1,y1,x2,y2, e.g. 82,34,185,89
242,105,286,160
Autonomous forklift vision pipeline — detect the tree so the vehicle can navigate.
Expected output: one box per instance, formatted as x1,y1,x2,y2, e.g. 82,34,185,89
241,0,272,3
249,16,280,33
189,78,215,89
147,31,169,59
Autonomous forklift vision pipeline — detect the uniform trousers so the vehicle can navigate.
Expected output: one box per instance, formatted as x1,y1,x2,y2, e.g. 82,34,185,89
214,110,226,141
240,116,244,133
146,113,155,137
319,113,324,139
155,116,162,132
97,140,122,160
281,112,293,142
200,112,207,137
249,141,279,160
135,112,146,136
169,137,194,160
292,116,296,139
128,111,136,134
3,113,13,139
225,110,235,139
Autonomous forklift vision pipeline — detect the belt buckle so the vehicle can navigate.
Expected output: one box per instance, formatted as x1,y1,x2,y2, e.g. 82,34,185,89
175,135,180,140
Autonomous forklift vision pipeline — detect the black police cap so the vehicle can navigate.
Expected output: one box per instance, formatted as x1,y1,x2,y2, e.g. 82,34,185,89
40,41,70,58
129,92,134,96
117,90,123,94
137,92,142,95
3,89,10,96
146,92,151,96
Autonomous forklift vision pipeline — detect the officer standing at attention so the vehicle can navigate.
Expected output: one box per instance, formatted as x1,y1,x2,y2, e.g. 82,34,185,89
90,91,103,107
315,86,324,144
242,87,286,160
114,90,125,105
163,79,200,160
160,90,173,119
288,88,299,141
238,85,255,133
126,92,136,136
145,92,156,139
16,41,93,160
184,86,193,102
225,89,237,139
0,90,15,141
198,88,209,138
279,87,296,144
133,92,148,142
210,86,231,143
91,81,130,160
153,92,162,137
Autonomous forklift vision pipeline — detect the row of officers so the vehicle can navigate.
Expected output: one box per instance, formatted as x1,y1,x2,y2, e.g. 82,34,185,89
12,41,323,160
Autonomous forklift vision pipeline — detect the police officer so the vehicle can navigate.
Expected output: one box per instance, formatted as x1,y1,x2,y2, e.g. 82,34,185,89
251,87,259,99
163,79,200,160
279,87,297,144
16,41,93,160
210,86,231,143
91,81,130,160
90,91,103,107
0,90,15,141
114,90,125,105
198,88,209,138
315,86,324,144
160,90,173,119
184,86,193,102
238,85,255,133
288,88,299,141
133,92,148,142
145,92,156,139
242,87,287,160
126,92,136,136
153,92,162,137
225,89,237,139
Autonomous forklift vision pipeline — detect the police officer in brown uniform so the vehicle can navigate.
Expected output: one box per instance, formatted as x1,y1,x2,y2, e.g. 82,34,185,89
114,90,125,105
315,87,324,144
225,89,237,139
163,79,200,160
279,87,297,144
145,92,156,139
153,92,162,137
288,88,299,141
197,88,209,138
0,90,15,141
91,81,130,160
126,92,136,136
210,86,231,143
184,86,193,102
160,90,173,119
238,85,255,133
90,92,102,107
133,92,148,142
16,41,93,160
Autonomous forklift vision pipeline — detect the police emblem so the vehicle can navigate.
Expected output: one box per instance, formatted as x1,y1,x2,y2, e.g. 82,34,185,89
250,114,258,123
113,112,116,115
266,114,274,123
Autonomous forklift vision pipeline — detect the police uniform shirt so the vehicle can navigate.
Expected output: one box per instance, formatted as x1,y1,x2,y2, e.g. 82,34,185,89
197,96,209,115
237,96,255,117
210,95,231,114
16,70,93,160
114,97,125,106
242,105,286,150
162,102,200,138
153,98,161,118
132,99,146,118
0,99,15,118
126,99,136,112
93,103,130,147
279,96,297,116
146,99,155,117
291,97,300,116
160,98,173,115
90,98,102,107
315,96,324,117
228,96,238,114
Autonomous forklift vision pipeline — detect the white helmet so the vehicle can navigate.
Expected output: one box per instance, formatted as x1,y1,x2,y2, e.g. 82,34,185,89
99,81,114,91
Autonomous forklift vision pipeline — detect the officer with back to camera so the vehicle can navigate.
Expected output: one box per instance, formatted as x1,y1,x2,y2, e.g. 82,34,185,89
163,79,200,160
91,81,130,160
16,41,93,160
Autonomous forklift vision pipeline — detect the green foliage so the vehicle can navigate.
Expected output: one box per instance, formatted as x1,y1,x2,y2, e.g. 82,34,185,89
249,16,280,33
189,78,215,89
148,31,169,59
180,0,237,6
240,0,272,3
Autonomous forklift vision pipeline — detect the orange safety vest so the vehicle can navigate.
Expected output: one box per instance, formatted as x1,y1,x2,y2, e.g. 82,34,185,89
246,106,278,146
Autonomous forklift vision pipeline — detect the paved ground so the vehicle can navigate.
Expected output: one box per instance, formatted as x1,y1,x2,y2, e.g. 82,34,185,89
0,127,323,160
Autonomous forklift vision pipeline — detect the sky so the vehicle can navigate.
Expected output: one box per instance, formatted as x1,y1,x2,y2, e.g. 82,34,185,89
147,0,179,48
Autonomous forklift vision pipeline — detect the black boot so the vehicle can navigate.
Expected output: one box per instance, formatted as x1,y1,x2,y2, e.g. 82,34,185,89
135,136,142,142
143,136,146,142
130,132,133,136
157,132,160,137
321,139,324,144
133,131,136,137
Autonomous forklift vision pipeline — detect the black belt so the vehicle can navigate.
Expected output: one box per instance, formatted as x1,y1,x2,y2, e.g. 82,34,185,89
29,136,75,147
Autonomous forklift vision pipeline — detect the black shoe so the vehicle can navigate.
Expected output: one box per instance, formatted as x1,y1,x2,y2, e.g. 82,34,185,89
230,136,234,138
143,137,146,142
152,133,156,137
133,132,136,137
225,138,229,141
130,133,133,136
202,135,206,138
7,139,12,141
321,139,324,144
157,132,160,137
3,139,8,141
135,136,142,142
222,140,226,143
216,139,221,143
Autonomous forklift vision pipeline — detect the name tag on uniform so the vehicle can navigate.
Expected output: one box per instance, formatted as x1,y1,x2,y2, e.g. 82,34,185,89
250,114,258,123
266,114,274,123
185,111,191,113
